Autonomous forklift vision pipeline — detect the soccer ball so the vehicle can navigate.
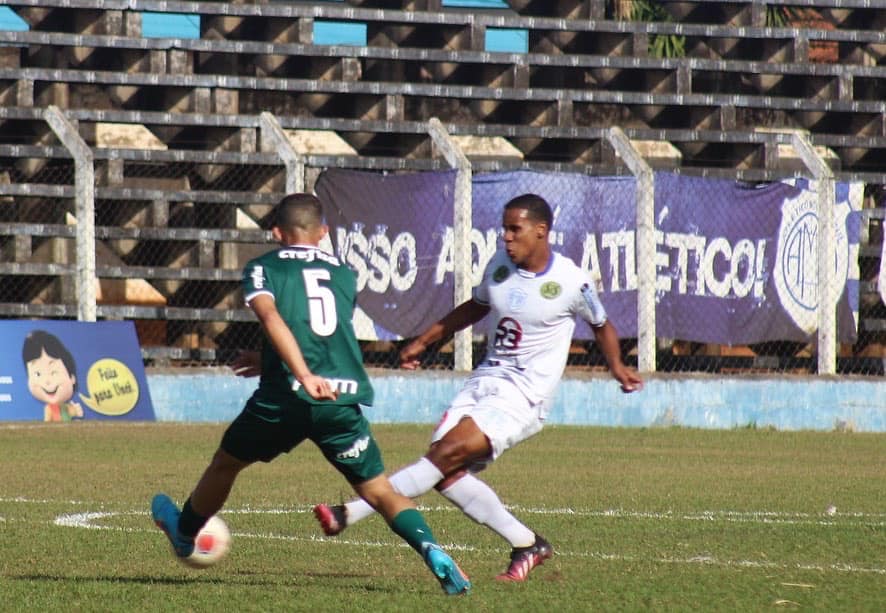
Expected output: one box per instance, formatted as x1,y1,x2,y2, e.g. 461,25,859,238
180,515,231,569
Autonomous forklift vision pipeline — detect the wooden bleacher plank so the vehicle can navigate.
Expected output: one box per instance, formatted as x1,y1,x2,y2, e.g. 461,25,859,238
0,261,244,282
5,106,886,155
655,0,882,11
5,30,886,78
2,17,883,174
0,301,255,322
0,221,270,243
0,143,884,185
3,67,885,116
5,0,886,44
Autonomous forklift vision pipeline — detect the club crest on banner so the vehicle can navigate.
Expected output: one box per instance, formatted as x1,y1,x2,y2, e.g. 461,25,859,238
773,185,851,335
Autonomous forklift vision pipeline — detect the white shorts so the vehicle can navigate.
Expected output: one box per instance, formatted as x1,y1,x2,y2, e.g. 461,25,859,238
430,373,545,472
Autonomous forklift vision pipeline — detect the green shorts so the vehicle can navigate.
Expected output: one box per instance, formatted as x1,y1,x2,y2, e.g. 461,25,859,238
221,393,385,485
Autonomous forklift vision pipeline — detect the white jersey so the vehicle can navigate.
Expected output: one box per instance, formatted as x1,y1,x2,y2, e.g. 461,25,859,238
472,249,607,407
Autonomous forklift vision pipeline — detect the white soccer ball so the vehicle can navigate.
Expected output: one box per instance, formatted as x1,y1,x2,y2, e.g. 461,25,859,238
180,515,231,569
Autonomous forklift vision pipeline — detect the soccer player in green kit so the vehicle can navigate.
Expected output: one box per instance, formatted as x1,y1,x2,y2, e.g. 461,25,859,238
151,193,470,595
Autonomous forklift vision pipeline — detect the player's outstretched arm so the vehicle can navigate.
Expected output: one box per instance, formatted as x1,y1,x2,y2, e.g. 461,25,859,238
400,299,490,369
592,320,643,393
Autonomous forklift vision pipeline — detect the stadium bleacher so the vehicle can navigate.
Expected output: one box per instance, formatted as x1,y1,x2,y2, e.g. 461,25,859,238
0,0,883,371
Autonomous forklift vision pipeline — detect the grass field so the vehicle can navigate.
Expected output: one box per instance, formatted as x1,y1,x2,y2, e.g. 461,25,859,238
1,422,883,612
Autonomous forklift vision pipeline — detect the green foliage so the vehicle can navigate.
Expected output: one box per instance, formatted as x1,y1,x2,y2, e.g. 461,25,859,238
766,5,790,27
0,422,883,610
766,6,804,28
627,0,687,58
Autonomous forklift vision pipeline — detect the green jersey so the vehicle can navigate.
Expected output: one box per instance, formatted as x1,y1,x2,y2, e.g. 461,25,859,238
242,244,373,407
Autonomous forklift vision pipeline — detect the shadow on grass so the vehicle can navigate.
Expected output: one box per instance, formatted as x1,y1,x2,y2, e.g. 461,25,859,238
9,570,387,591
10,574,244,586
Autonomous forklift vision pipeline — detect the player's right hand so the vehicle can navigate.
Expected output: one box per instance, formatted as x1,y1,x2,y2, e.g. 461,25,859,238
614,365,644,393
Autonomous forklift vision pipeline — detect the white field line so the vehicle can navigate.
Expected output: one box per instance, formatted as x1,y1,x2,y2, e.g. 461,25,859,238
22,500,884,578
48,510,886,577
4,497,883,526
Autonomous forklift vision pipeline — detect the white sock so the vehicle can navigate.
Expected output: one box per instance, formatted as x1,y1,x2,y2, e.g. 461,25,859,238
439,474,535,548
344,457,444,525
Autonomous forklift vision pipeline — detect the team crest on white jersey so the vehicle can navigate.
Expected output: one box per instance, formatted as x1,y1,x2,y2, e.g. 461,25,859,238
508,288,528,311
540,281,561,299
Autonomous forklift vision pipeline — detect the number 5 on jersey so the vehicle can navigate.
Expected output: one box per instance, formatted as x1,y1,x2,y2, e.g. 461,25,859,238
303,268,337,336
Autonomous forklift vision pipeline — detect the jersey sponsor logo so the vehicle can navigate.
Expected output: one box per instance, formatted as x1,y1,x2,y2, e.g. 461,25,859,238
492,265,510,283
328,378,360,394
279,248,341,266
250,265,264,289
507,288,528,312
336,435,370,460
292,378,360,394
540,281,561,299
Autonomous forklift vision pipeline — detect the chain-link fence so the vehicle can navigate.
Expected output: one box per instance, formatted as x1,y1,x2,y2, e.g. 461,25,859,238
1,109,883,376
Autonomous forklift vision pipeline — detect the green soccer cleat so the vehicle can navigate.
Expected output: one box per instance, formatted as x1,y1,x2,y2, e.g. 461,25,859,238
151,493,195,558
422,543,471,596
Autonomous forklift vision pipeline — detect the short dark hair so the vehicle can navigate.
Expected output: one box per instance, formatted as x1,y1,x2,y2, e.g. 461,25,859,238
504,194,553,228
22,330,77,390
271,193,324,232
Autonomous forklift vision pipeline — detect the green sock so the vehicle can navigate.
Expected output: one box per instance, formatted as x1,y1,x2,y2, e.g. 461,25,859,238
389,508,437,553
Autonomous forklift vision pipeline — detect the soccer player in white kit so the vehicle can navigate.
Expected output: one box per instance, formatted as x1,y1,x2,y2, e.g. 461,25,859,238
314,193,643,581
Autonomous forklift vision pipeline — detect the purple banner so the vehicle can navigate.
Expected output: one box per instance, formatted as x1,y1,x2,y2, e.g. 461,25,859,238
315,169,861,344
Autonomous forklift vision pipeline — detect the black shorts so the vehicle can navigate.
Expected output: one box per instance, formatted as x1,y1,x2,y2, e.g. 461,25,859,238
221,394,385,484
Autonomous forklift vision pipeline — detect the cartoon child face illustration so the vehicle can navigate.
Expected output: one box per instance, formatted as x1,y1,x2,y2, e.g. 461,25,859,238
22,330,83,422
26,349,76,405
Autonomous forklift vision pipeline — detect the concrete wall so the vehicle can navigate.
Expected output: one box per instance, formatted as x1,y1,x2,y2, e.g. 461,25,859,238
147,370,886,432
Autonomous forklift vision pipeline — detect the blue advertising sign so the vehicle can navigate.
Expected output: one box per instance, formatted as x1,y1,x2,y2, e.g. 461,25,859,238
0,320,155,421
315,169,862,344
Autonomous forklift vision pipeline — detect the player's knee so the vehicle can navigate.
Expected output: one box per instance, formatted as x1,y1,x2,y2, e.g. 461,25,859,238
428,439,481,474
435,470,468,491
208,448,248,476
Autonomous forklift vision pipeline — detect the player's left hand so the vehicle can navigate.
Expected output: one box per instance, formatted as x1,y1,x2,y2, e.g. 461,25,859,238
300,374,339,401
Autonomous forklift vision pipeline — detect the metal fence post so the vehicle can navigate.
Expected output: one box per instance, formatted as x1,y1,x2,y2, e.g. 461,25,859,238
791,133,837,375
259,112,305,194
427,117,473,372
44,105,96,322
606,127,656,373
